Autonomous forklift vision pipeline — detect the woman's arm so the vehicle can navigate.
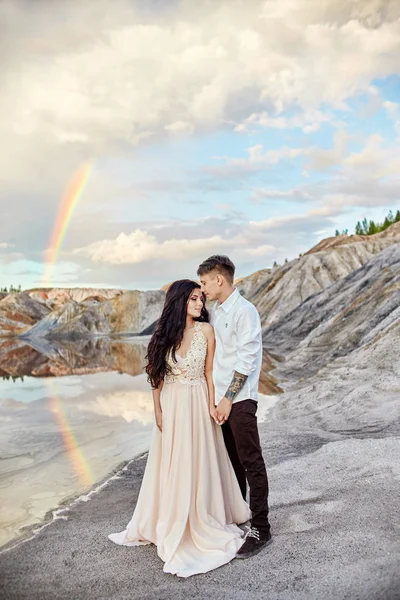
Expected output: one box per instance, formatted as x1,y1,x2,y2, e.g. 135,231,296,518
152,380,164,432
202,323,218,423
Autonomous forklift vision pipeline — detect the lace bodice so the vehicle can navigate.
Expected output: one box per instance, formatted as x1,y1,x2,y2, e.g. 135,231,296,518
165,322,207,385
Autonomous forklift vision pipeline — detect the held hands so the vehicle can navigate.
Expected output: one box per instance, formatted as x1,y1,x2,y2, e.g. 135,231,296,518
215,397,232,425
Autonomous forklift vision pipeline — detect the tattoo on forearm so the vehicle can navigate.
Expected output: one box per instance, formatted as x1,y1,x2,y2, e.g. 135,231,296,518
225,371,248,402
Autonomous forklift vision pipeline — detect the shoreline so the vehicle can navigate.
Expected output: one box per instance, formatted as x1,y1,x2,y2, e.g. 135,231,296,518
0,450,149,556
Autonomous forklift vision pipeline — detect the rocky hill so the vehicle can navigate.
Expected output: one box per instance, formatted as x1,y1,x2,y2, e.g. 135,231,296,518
232,222,399,396
236,227,399,329
303,220,400,254
0,288,165,338
263,241,399,381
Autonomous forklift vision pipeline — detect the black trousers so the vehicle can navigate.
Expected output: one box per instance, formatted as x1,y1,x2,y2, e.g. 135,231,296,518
222,399,270,534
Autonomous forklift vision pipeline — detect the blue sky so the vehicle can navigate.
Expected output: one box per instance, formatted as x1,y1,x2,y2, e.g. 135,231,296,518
0,0,399,290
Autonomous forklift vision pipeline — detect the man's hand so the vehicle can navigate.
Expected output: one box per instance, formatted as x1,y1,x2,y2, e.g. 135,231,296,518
215,370,248,424
155,409,162,432
215,397,232,424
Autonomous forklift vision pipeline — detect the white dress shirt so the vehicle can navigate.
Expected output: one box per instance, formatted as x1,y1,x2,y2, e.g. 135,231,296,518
210,287,262,405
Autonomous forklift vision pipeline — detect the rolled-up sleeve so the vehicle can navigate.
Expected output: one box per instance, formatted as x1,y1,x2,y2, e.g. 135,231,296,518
234,307,262,376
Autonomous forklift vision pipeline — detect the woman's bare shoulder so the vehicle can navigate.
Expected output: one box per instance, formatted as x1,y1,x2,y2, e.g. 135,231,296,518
200,321,214,335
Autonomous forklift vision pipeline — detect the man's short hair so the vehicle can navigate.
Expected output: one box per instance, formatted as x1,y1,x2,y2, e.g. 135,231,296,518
197,255,235,283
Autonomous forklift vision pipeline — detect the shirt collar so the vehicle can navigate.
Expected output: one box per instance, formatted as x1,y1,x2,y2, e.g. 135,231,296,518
217,287,240,313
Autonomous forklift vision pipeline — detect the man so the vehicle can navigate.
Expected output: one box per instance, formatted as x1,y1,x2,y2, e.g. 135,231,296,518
197,255,271,559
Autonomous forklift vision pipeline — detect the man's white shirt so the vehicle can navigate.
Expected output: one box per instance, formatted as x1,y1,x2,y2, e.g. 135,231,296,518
210,287,262,405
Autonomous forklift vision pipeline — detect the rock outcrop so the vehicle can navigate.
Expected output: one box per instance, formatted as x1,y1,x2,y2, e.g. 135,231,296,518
304,220,400,254
0,289,165,339
0,292,51,336
28,287,122,307
107,291,164,336
263,243,400,381
237,228,399,329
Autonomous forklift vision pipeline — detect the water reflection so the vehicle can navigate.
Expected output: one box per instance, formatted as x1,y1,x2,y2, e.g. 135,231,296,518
0,337,153,549
0,336,147,379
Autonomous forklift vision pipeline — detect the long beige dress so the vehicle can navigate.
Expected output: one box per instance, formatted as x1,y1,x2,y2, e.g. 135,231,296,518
108,321,251,577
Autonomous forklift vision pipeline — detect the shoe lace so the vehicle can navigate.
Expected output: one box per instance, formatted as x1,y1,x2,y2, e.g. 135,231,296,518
245,527,260,540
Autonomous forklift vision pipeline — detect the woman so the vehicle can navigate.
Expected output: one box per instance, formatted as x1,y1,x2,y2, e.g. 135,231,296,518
108,280,250,577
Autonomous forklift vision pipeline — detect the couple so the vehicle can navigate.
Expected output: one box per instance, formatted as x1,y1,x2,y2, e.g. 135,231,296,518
109,255,271,578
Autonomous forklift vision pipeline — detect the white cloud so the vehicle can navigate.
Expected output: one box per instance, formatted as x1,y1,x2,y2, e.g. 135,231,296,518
234,108,333,134
250,204,345,231
206,143,311,177
343,135,400,178
164,121,194,136
245,245,277,257
307,130,349,170
383,100,399,115
251,187,313,203
74,229,232,264
72,223,284,267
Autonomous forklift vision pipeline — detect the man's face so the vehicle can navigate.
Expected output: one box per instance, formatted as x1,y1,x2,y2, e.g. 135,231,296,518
199,271,220,302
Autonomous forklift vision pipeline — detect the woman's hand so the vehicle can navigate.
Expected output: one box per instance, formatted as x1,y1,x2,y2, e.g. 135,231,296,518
209,405,219,424
155,409,163,432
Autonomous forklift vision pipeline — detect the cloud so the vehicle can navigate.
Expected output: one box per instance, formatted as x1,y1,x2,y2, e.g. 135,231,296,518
234,108,334,134
250,204,344,231
244,245,277,257
307,130,349,170
0,252,24,265
251,187,313,203
72,213,287,266
305,132,400,204
383,101,399,115
73,229,233,264
1,0,399,166
205,144,311,177
343,134,400,177
164,121,195,136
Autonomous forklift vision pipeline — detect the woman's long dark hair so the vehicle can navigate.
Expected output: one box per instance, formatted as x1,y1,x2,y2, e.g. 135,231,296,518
145,280,209,389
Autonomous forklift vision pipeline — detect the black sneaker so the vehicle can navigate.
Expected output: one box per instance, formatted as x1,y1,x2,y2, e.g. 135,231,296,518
235,527,272,559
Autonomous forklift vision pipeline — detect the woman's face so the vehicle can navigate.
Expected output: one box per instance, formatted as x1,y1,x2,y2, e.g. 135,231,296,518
186,288,204,319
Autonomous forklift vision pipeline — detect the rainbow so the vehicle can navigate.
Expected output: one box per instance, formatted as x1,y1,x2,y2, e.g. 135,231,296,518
47,379,94,488
42,161,93,286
